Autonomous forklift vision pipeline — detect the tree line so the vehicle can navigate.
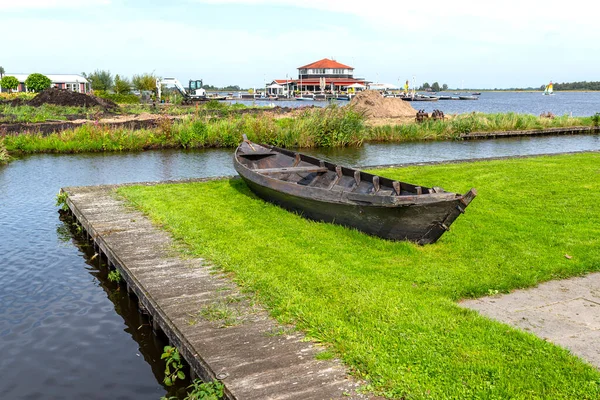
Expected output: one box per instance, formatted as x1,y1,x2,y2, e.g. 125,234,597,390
418,82,449,92
82,70,157,93
541,81,600,91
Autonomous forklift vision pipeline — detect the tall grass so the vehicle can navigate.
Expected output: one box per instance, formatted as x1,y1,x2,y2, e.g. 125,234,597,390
2,108,596,157
0,140,9,164
368,112,592,142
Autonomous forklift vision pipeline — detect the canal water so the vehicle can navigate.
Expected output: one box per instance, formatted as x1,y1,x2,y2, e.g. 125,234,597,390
229,91,600,117
1,135,599,399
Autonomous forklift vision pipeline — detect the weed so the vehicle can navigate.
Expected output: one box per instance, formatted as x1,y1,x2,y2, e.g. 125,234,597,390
108,270,122,283
184,379,224,400
55,191,69,211
161,346,185,387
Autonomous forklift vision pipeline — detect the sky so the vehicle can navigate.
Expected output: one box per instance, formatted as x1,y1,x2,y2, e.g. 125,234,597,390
1,0,598,89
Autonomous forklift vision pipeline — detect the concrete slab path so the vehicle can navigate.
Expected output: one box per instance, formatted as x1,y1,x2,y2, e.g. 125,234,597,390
461,274,600,368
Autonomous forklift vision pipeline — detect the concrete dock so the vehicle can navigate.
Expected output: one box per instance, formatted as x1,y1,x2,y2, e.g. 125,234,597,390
62,179,366,400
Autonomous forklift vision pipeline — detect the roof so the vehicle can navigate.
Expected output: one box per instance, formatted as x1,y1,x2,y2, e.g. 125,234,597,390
4,73,89,83
297,58,353,70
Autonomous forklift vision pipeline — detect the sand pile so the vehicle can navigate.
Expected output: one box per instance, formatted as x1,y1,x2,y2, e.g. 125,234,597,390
28,88,118,110
349,90,416,118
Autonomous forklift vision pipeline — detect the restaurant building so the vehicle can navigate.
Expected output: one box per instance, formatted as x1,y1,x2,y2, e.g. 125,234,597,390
268,58,369,96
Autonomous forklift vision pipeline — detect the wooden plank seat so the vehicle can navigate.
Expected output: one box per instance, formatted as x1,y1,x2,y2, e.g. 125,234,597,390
257,166,329,175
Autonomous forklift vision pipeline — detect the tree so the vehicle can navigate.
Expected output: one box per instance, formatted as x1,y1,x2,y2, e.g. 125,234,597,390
132,73,157,91
85,69,113,91
0,66,4,79
442,83,448,91
431,82,440,92
114,74,131,94
25,73,52,92
0,76,19,92
422,82,431,90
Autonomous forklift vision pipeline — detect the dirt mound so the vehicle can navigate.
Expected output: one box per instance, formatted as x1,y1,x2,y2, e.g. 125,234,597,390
349,90,416,118
28,88,118,110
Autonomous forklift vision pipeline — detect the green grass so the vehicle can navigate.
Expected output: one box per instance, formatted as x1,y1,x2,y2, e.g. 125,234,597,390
118,153,600,399
0,103,106,123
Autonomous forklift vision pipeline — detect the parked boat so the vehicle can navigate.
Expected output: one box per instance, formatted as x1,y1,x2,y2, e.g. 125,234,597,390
471,92,482,95
400,95,439,102
459,95,478,100
234,136,477,244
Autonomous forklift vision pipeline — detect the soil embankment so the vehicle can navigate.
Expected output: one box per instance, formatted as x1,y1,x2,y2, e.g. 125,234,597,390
349,90,417,119
27,88,118,110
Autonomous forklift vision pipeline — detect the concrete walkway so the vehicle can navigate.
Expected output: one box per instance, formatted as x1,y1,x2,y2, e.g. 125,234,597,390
461,274,600,368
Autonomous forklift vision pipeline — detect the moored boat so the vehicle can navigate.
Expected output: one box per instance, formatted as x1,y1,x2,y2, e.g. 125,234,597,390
234,136,477,244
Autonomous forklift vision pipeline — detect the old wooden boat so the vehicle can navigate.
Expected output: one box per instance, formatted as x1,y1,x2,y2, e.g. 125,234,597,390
234,136,477,244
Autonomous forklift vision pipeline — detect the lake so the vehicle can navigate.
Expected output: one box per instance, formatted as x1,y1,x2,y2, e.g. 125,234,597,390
227,91,600,117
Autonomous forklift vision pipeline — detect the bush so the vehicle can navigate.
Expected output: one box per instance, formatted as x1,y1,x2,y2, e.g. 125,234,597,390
25,73,52,92
1,76,19,92
95,91,140,104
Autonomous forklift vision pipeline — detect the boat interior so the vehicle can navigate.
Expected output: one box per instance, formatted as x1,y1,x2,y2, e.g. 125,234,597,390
237,140,443,197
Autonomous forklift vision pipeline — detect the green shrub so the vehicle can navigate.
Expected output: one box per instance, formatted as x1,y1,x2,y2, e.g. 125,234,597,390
0,76,19,92
25,73,52,92
95,91,140,104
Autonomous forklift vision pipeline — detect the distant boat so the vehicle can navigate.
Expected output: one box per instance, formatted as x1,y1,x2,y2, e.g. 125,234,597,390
543,82,554,96
471,92,482,95
459,95,478,100
296,96,314,101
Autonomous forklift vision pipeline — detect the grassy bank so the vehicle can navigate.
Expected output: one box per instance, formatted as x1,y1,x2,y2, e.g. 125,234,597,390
2,108,598,158
370,111,596,140
118,153,600,399
2,106,365,153
0,103,106,123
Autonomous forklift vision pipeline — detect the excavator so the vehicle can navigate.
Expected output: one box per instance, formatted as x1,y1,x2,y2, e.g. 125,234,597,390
156,78,206,104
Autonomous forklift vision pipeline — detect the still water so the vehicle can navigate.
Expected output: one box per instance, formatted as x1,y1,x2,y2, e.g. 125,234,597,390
229,91,600,117
1,135,599,399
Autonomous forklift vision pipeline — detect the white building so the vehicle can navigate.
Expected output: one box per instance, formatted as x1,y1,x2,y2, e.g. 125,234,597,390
0,74,90,93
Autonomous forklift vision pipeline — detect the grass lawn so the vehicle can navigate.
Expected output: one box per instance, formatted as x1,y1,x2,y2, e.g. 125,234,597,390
118,152,600,399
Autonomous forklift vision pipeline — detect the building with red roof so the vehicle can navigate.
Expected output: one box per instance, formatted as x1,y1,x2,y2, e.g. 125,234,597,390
267,58,368,96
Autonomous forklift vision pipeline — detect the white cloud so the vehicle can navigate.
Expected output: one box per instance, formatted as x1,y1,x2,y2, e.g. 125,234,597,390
0,0,110,10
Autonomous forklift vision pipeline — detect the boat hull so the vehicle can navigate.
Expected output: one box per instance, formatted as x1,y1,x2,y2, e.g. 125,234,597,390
235,164,469,244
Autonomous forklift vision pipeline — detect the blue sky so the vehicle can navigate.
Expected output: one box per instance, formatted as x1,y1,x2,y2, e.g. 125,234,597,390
1,0,597,89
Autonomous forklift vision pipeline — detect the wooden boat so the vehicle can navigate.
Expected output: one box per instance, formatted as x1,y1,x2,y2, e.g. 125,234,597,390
459,95,478,100
234,136,477,244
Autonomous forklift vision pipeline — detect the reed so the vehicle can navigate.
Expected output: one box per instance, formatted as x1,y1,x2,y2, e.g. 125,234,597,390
0,140,9,164
2,107,595,157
